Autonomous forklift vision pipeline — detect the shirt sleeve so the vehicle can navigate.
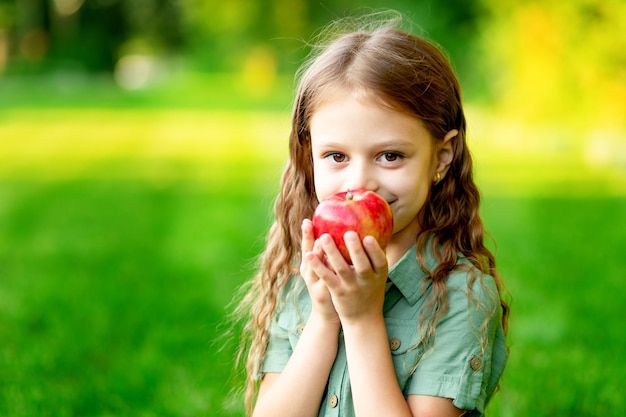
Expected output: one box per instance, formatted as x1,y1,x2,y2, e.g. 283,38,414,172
405,269,506,415
258,279,310,379
257,312,294,378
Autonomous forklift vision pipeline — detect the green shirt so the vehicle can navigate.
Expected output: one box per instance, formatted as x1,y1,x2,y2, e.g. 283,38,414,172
260,244,507,416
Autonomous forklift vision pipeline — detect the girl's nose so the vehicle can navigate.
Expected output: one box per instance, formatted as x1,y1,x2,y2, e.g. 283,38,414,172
346,162,378,191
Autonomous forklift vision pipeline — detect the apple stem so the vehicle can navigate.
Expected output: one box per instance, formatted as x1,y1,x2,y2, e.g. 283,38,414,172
346,190,353,200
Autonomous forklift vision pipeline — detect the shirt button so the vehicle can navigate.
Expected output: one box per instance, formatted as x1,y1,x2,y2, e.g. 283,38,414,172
329,394,338,408
470,355,482,371
389,337,401,351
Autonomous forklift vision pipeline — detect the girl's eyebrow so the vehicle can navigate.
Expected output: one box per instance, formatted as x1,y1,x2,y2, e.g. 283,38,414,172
313,138,415,148
311,140,346,151
373,138,415,148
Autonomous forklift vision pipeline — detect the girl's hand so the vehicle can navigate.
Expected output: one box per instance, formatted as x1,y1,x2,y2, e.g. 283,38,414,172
300,219,339,324
309,231,389,325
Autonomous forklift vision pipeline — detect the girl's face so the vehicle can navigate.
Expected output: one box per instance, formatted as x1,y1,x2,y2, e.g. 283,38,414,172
309,90,455,258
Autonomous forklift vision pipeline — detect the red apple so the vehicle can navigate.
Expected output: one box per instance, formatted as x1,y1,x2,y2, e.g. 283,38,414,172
312,189,394,263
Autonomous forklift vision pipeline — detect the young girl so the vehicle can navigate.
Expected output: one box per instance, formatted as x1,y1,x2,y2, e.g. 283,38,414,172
237,14,509,417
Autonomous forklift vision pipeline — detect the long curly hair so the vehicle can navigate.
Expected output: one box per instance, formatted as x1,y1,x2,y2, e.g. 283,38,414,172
234,14,509,415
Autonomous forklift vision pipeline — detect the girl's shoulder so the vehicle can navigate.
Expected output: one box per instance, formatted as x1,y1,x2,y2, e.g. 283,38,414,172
420,241,499,301
443,259,502,329
448,257,498,292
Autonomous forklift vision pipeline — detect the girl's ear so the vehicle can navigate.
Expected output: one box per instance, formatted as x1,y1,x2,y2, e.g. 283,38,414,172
435,129,458,178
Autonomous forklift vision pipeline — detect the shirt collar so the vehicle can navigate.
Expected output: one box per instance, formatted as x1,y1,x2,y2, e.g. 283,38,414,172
388,244,437,305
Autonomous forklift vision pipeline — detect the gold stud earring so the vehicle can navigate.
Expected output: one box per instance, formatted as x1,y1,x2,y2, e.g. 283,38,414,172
434,171,442,185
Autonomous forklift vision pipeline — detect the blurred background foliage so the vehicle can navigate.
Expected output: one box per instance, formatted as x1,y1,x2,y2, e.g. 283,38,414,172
0,0,625,416
0,0,625,116
1,0,624,188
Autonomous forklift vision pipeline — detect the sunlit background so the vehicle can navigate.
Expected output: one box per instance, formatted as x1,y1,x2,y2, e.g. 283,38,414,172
0,1,624,416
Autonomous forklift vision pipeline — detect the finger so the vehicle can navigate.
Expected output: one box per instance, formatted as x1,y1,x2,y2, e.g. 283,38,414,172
344,231,372,275
301,251,337,311
307,248,339,287
301,219,315,254
362,235,388,275
300,220,319,281
300,250,322,286
317,233,352,277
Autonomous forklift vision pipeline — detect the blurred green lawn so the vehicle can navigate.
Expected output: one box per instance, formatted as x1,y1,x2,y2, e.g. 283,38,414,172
1,104,624,416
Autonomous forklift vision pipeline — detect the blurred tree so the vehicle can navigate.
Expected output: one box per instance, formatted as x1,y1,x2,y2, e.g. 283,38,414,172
479,0,626,127
180,0,311,73
179,0,485,97
0,0,491,98
0,0,184,74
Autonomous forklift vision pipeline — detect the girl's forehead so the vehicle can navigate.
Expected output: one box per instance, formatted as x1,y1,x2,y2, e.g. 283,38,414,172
308,91,433,148
309,84,409,118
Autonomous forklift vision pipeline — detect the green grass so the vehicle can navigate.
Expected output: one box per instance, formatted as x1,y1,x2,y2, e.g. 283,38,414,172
1,107,624,416
482,197,626,416
0,178,275,416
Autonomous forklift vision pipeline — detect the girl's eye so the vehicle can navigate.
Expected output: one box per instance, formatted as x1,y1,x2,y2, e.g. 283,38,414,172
380,152,402,162
327,153,347,163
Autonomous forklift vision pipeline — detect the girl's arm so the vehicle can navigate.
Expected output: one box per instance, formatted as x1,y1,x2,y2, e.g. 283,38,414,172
310,232,464,417
253,312,340,417
342,314,464,417
252,220,340,417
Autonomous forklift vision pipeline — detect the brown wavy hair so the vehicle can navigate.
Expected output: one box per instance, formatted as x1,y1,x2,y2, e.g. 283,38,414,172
234,13,509,415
